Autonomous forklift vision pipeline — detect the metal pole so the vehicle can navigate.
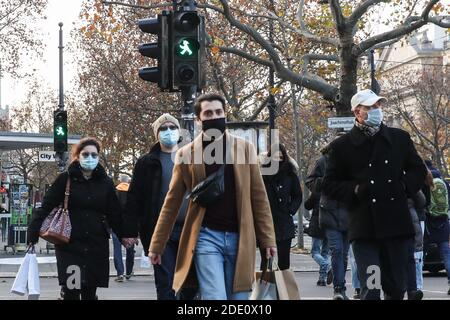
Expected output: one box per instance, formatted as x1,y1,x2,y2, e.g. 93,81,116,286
292,85,305,249
57,23,67,171
181,86,197,142
267,0,276,148
58,23,64,111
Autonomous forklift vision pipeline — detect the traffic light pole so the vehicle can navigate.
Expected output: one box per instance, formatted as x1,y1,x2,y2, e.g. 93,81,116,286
267,0,276,147
181,85,197,142
56,22,68,172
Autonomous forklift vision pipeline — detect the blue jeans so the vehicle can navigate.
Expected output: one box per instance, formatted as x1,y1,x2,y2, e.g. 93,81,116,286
112,232,134,276
325,229,349,289
438,241,450,284
414,251,424,290
311,237,330,281
349,244,360,290
194,226,249,300
153,224,197,300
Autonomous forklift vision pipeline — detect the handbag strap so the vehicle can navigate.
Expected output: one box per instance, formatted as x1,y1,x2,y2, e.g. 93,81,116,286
63,177,71,211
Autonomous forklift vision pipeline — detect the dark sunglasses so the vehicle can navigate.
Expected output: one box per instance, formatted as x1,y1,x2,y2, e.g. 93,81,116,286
159,125,178,132
80,152,99,159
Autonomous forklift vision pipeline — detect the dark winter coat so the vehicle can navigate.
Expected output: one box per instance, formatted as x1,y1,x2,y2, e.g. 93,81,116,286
322,124,427,241
424,214,450,244
125,143,164,255
408,191,426,252
263,159,302,241
28,162,127,288
305,153,349,234
305,155,326,238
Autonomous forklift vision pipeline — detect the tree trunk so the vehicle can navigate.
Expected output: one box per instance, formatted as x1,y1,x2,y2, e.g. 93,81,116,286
336,39,358,116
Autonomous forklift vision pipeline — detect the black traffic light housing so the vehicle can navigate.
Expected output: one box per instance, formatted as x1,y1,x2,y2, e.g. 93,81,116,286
171,10,206,89
137,12,171,90
54,109,68,153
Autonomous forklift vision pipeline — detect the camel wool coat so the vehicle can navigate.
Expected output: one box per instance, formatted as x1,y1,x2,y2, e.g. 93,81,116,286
149,132,276,294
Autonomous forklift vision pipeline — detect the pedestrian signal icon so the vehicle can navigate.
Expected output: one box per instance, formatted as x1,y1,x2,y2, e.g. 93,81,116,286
176,38,198,57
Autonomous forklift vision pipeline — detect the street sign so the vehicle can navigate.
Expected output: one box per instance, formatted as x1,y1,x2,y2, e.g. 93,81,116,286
39,151,56,162
327,117,354,130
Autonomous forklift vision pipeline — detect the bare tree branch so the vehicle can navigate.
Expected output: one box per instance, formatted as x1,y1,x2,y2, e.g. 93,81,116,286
218,0,338,101
428,16,450,28
355,0,449,55
294,0,339,47
348,0,389,27
329,0,346,34
216,46,273,67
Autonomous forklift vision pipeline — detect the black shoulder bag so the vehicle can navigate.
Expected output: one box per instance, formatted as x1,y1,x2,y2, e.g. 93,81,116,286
186,165,225,207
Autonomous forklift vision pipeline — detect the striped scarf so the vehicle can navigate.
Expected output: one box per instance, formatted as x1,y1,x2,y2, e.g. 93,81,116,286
355,120,380,137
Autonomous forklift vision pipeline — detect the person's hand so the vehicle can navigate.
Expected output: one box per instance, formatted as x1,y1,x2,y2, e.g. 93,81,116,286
149,252,161,265
121,238,138,248
266,247,277,259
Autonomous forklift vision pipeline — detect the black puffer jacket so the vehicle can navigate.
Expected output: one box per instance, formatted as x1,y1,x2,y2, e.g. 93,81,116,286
28,162,128,288
263,159,302,241
408,191,426,252
305,155,326,238
306,152,349,233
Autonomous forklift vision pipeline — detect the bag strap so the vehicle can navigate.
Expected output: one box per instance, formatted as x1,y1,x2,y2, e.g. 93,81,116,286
63,177,71,211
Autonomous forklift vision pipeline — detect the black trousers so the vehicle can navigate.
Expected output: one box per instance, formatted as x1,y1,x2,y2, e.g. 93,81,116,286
260,239,291,271
352,237,413,300
406,240,418,292
62,286,97,300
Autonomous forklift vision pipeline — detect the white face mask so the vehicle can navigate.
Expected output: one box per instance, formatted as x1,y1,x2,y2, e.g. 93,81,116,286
79,155,99,171
365,108,383,127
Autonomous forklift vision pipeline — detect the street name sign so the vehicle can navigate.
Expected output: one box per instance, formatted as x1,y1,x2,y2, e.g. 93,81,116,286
327,117,354,130
39,151,56,162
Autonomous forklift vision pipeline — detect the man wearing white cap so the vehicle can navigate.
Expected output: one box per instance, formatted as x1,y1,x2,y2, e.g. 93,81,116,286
322,89,427,300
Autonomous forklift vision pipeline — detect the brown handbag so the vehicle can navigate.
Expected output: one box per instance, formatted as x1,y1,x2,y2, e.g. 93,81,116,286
39,177,72,245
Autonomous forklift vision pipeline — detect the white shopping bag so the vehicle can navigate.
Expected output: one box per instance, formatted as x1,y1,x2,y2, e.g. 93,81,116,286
27,253,40,300
140,250,151,269
10,252,31,296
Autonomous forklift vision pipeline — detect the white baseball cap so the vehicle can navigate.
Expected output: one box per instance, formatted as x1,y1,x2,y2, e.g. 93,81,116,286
351,89,387,111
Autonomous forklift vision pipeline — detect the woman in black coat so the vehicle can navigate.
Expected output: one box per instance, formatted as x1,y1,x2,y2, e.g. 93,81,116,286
260,144,302,270
28,137,131,300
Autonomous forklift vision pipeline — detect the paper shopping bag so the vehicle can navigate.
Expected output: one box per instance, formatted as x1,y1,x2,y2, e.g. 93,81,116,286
250,270,278,300
274,269,300,300
10,253,31,296
27,253,40,299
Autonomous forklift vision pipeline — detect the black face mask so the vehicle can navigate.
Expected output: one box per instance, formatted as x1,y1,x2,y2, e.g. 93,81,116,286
202,117,226,134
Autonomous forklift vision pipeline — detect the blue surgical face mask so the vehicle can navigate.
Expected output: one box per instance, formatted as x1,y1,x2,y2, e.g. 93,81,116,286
365,108,383,127
79,156,99,171
159,129,180,148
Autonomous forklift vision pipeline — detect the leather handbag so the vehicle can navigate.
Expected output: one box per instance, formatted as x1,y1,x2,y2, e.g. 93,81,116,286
186,165,225,207
39,177,72,245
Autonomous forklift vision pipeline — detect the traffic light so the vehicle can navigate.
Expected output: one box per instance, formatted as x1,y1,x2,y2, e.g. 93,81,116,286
137,12,170,90
54,109,67,153
171,10,206,88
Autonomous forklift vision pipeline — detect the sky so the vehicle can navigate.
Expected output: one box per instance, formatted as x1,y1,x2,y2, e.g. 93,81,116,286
1,0,82,109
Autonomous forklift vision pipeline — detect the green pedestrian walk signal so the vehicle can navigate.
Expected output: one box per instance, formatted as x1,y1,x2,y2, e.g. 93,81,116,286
54,109,68,153
55,125,66,137
175,38,199,58
171,10,206,88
